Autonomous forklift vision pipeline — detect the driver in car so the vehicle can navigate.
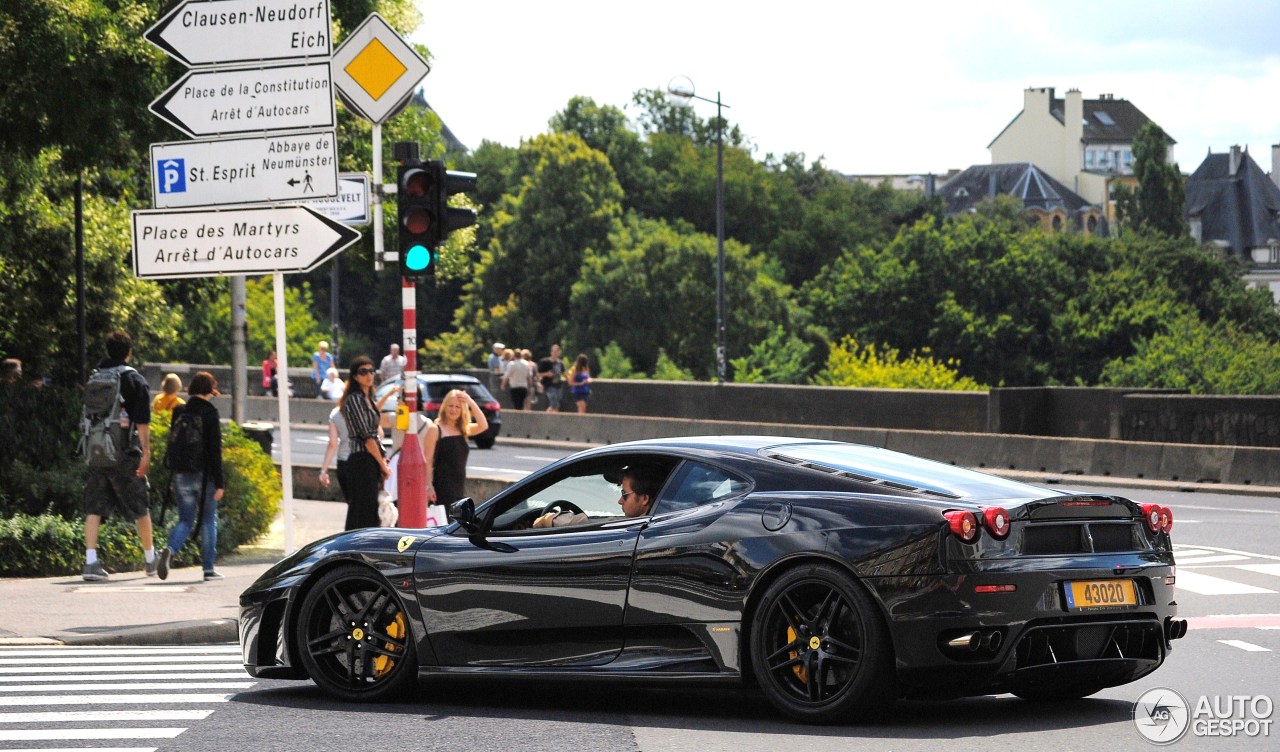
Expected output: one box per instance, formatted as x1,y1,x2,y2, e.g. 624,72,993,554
532,465,663,528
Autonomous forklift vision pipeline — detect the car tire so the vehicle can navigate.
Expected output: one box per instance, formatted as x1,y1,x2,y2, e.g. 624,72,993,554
295,564,418,702
473,434,495,449
749,563,896,723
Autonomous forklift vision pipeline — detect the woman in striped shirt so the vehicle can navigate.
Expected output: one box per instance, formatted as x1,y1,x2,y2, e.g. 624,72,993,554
338,356,390,530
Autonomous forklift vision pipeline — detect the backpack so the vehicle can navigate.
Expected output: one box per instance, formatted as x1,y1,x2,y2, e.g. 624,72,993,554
80,365,134,468
165,409,206,473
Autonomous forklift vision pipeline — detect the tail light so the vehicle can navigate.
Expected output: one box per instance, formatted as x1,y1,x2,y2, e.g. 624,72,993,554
424,400,442,412
1158,505,1173,534
1141,504,1162,534
943,510,979,543
981,506,1011,539
483,401,501,412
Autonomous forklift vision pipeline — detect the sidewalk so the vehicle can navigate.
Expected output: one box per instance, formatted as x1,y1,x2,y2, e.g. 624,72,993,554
0,498,346,646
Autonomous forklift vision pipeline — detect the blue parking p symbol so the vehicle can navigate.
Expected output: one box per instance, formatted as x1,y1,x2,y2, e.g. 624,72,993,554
157,159,186,194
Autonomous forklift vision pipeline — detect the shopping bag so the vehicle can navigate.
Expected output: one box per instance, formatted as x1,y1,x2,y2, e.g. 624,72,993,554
377,490,399,527
425,503,449,528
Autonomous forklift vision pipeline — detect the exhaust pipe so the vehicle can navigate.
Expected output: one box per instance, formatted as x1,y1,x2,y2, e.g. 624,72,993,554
982,630,1003,652
947,632,981,652
1165,618,1188,640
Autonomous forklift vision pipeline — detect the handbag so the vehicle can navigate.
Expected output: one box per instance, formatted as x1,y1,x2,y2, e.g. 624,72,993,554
377,489,399,527
425,504,449,528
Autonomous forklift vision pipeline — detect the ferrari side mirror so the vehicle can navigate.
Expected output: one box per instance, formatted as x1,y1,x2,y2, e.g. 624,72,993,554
450,497,478,534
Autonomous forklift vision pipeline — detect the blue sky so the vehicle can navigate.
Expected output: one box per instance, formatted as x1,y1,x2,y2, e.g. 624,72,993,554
413,0,1280,175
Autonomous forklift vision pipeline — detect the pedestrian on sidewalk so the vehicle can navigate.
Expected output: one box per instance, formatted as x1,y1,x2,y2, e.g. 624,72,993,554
379,343,406,384
156,371,224,582
81,330,158,581
319,405,351,505
262,350,277,396
310,340,334,397
420,388,489,516
501,348,531,410
339,356,391,530
537,343,566,412
151,373,185,414
569,353,592,414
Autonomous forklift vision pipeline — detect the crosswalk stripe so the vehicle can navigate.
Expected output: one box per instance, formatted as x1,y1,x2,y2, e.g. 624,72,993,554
0,694,231,706
0,710,214,723
0,672,248,683
0,656,238,665
1237,563,1280,578
1174,570,1276,595
1218,640,1271,652
0,682,255,692
0,664,244,674
0,646,240,658
0,728,183,741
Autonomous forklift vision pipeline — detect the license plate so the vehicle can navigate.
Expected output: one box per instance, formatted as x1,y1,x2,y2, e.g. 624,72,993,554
1064,579,1137,610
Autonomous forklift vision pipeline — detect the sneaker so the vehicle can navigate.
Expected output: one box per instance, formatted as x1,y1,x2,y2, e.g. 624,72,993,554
145,555,158,577
203,570,224,581
83,561,109,582
156,548,171,581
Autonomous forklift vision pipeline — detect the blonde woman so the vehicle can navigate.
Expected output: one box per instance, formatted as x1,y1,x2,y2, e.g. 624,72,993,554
420,389,489,510
152,374,185,414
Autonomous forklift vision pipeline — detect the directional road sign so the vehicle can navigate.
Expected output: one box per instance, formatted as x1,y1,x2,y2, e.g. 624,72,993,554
151,130,339,209
330,13,429,124
145,0,332,68
131,205,361,279
300,173,371,226
149,61,336,138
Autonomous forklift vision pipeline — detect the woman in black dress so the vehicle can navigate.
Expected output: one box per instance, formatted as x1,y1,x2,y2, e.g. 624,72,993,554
421,389,489,511
338,356,390,530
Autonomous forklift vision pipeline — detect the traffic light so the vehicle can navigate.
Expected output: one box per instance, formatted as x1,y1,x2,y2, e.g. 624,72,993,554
433,164,478,242
397,159,436,280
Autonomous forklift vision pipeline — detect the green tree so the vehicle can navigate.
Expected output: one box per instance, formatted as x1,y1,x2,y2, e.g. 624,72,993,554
569,215,794,379
651,350,695,381
550,97,655,212
461,132,624,347
1124,122,1188,238
731,325,815,384
1100,312,1280,394
594,341,641,379
166,277,328,366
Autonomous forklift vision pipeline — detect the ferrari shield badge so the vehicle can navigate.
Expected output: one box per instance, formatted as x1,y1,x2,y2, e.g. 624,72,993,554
397,535,415,553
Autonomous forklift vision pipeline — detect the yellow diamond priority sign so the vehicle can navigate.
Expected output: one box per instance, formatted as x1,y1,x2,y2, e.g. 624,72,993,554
331,14,429,124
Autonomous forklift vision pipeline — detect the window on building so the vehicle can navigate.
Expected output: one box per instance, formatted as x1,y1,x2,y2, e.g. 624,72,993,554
1122,149,1133,170
1087,216,1098,233
1084,151,1095,168
1052,215,1062,231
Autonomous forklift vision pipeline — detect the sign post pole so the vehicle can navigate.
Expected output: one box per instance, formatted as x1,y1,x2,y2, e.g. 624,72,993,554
397,276,426,528
274,272,295,553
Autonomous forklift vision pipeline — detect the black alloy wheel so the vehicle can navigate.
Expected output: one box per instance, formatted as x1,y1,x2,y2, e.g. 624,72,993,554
296,565,418,702
750,564,895,723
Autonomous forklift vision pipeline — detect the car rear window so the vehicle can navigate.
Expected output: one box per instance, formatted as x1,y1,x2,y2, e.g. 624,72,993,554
425,382,495,402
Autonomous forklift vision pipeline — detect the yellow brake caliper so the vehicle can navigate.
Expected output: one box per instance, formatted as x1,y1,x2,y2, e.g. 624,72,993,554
787,626,807,683
372,612,406,677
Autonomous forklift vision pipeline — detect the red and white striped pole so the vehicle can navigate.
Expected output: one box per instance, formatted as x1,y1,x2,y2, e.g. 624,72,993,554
396,277,427,527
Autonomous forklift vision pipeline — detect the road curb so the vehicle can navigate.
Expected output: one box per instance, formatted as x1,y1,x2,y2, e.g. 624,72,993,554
52,618,239,647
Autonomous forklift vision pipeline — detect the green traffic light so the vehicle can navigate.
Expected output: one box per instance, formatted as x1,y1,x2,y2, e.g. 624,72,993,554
405,244,432,271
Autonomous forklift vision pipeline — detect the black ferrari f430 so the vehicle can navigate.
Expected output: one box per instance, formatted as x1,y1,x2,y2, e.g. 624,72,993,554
240,436,1185,723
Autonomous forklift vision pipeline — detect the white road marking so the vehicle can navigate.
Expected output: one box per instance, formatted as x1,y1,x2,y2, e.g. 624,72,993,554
69,586,193,593
0,682,254,692
0,694,231,706
0,709,213,723
0,655,236,665
0,672,248,683
1174,543,1280,562
0,646,240,657
0,663,244,673
1218,640,1271,652
1237,563,1280,578
1175,554,1250,565
0,727,183,741
1173,570,1276,595
1172,503,1278,515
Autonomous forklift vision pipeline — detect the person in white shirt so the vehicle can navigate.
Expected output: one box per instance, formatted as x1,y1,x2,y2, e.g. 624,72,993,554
500,350,532,410
319,367,344,401
379,344,406,383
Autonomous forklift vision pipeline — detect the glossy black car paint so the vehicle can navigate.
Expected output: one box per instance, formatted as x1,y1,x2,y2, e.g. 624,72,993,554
241,436,1181,711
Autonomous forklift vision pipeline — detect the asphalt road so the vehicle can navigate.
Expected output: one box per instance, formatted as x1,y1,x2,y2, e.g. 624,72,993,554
6,482,1277,751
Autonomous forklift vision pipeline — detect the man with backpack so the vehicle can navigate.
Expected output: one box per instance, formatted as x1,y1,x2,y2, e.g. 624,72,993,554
81,330,157,581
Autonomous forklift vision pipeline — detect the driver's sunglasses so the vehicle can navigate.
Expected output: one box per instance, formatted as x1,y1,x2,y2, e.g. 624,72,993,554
619,491,635,501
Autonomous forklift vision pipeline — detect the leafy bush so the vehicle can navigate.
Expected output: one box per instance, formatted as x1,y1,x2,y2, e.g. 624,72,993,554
731,325,814,384
651,350,694,381
814,336,985,390
1100,313,1280,394
594,341,642,379
0,383,84,518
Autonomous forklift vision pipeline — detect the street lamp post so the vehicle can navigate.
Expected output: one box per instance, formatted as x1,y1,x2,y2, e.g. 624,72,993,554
668,76,730,384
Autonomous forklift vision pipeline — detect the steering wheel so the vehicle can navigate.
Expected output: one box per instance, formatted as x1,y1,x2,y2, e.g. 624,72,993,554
540,499,585,517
